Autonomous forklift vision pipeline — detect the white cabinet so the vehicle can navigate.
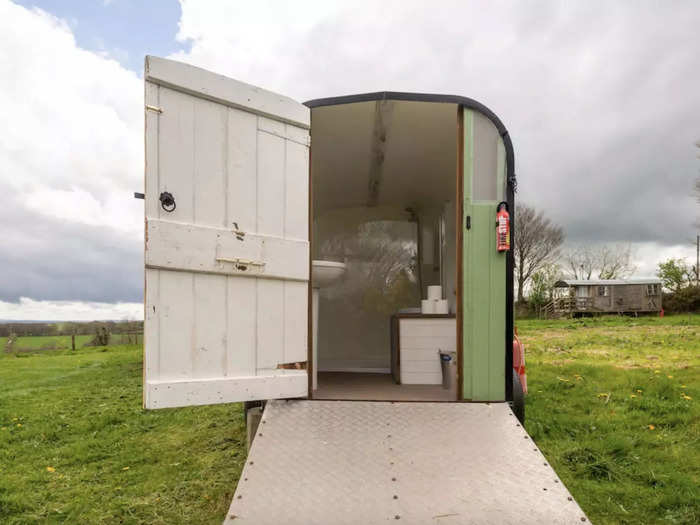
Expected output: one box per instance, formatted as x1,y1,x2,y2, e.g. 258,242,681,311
396,317,456,385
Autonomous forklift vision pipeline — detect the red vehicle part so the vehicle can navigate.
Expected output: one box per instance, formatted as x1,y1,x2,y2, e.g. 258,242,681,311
513,331,527,394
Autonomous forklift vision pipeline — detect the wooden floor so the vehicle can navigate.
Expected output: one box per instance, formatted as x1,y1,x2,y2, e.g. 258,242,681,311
313,372,456,401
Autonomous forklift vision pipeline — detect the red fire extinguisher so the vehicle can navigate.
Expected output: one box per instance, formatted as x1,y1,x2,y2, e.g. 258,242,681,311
496,202,510,252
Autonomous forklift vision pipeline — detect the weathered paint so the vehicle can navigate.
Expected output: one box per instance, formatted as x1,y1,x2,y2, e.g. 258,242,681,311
143,57,310,409
462,108,506,401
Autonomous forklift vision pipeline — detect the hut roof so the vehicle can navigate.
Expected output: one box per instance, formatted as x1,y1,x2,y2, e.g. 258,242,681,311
554,278,662,287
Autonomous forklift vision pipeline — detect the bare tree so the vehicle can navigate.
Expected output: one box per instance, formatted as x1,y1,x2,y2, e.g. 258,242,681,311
563,245,596,280
514,204,565,302
563,243,636,280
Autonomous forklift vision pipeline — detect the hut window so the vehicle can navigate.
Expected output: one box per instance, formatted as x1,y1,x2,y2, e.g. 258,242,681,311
646,283,660,296
598,286,609,297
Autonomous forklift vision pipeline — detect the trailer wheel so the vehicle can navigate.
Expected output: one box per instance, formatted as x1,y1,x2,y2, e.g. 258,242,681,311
511,370,525,425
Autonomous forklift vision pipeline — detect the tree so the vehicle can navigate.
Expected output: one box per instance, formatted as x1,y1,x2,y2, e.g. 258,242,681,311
597,244,636,279
657,258,692,293
563,244,636,280
528,263,560,309
514,204,565,302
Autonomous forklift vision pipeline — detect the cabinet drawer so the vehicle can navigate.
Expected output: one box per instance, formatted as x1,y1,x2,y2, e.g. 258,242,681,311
401,371,443,385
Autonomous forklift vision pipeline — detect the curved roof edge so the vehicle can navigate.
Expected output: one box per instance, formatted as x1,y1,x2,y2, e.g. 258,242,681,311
304,91,510,138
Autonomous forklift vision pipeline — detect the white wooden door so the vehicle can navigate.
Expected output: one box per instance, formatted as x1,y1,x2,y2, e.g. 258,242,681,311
143,56,309,409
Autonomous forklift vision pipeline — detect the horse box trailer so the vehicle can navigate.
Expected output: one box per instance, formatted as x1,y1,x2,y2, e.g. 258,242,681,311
141,56,588,524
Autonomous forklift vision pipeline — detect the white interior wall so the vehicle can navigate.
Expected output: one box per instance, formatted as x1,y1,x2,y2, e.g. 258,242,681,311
418,207,443,299
443,200,457,313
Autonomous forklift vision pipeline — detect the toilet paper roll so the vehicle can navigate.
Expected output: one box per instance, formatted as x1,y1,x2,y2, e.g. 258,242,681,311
435,300,449,314
421,299,436,314
427,285,442,300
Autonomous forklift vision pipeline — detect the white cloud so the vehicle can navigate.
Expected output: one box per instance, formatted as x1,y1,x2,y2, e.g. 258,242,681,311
0,1,144,318
0,297,142,321
633,242,698,278
0,1,142,235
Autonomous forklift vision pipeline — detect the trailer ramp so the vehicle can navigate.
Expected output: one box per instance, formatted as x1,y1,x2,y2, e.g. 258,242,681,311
225,400,587,524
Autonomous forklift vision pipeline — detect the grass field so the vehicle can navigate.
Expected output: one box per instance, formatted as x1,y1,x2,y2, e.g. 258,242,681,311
0,316,698,524
0,345,245,524
7,335,94,352
519,315,699,524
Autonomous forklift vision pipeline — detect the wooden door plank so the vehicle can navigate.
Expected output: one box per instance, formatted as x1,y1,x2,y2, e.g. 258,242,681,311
158,87,195,224
256,279,285,372
145,219,309,281
193,273,228,379
256,127,285,237
226,108,258,233
225,276,257,376
158,270,194,380
145,56,310,129
283,281,308,364
193,98,227,228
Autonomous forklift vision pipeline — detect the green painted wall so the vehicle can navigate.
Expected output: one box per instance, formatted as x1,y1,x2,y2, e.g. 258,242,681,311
462,108,506,401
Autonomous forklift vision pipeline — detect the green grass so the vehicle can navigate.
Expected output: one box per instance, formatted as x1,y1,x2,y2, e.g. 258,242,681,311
8,335,93,351
0,345,245,524
519,315,699,524
1,316,698,524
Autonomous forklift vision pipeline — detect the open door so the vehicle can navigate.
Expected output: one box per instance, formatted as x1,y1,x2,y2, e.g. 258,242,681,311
143,56,310,409
461,107,507,402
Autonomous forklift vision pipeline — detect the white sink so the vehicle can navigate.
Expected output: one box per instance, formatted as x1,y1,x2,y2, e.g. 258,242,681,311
311,260,346,391
312,260,346,288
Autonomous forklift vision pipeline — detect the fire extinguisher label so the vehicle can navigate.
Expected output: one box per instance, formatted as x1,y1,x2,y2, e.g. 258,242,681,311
496,203,510,252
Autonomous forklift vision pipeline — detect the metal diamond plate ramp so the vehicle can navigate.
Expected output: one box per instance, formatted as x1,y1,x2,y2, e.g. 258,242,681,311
225,400,588,524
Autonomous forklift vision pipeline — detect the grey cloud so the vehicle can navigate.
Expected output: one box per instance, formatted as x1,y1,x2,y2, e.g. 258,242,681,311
0,189,142,303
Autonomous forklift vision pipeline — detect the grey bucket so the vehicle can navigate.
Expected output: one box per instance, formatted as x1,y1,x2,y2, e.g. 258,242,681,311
439,351,453,390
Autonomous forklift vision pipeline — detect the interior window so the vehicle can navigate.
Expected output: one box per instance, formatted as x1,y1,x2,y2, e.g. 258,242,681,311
472,113,501,201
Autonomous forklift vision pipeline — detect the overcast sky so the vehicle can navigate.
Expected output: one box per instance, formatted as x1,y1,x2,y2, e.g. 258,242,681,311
1,0,699,320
